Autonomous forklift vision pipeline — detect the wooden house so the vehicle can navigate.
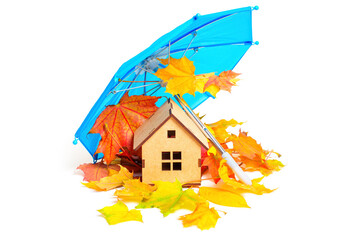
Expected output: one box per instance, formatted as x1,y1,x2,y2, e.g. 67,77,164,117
133,98,209,185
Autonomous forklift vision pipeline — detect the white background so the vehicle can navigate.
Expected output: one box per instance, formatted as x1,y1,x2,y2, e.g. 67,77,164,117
1,0,359,239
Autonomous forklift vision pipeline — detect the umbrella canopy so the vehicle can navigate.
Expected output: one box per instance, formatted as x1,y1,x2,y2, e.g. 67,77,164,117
75,6,258,160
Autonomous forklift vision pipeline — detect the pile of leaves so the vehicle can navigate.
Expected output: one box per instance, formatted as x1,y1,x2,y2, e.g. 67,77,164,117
76,56,284,230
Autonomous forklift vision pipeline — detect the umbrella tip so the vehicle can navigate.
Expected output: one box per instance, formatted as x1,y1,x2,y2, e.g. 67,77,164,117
193,13,200,20
73,137,78,145
253,41,259,45
252,6,259,10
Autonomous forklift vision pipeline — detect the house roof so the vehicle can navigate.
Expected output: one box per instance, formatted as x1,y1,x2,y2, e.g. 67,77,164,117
133,98,209,151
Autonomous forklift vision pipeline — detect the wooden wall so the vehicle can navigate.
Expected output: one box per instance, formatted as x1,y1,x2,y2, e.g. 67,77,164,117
141,117,201,185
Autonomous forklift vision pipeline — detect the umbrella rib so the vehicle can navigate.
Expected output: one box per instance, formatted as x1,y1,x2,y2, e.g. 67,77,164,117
120,80,159,83
111,83,160,94
182,31,197,58
109,70,142,95
117,58,147,85
153,13,237,59
189,48,199,59
111,65,161,95
149,40,250,72
148,85,162,96
168,41,171,64
143,84,161,95
136,66,156,75
143,72,147,95
174,13,237,46
121,67,138,81
157,41,253,58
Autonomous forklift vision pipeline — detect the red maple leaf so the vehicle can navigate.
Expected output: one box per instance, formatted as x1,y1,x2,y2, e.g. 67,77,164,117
89,93,160,164
77,162,120,182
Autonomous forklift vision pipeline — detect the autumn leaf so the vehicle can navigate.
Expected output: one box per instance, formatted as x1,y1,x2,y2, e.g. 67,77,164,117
251,176,277,195
89,93,160,164
206,119,244,144
236,156,284,176
114,179,156,202
200,146,208,174
179,202,220,230
228,130,284,175
154,57,196,96
76,162,120,182
113,154,143,173
218,160,274,195
155,57,214,96
266,160,285,172
228,131,265,160
202,146,221,183
157,57,170,66
136,180,203,216
82,166,133,191
204,70,240,97
195,73,215,93
199,187,249,208
98,201,142,225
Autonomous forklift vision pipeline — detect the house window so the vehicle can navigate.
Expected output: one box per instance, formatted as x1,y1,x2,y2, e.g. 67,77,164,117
161,151,182,171
162,152,170,160
173,151,181,160
167,130,176,138
173,162,182,171
162,162,171,171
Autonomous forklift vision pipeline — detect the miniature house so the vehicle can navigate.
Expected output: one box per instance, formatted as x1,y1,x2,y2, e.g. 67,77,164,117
133,99,209,185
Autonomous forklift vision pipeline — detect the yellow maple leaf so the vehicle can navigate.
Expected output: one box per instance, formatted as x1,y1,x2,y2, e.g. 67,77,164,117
81,181,103,191
82,166,133,191
203,85,219,98
98,201,142,225
179,202,220,230
266,159,285,172
136,180,203,216
155,57,213,96
218,160,275,195
114,179,156,202
206,119,244,144
245,159,284,176
195,73,215,93
199,187,249,208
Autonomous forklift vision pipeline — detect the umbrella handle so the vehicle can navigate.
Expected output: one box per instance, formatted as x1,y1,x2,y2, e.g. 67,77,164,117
222,152,252,185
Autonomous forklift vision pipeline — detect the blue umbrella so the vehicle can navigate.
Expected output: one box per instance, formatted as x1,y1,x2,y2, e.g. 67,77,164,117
74,6,259,184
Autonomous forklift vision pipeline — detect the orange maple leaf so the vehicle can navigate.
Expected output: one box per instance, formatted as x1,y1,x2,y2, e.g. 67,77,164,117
204,70,240,96
229,130,264,160
202,148,221,183
89,93,160,164
77,162,120,182
218,160,275,195
228,130,284,175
